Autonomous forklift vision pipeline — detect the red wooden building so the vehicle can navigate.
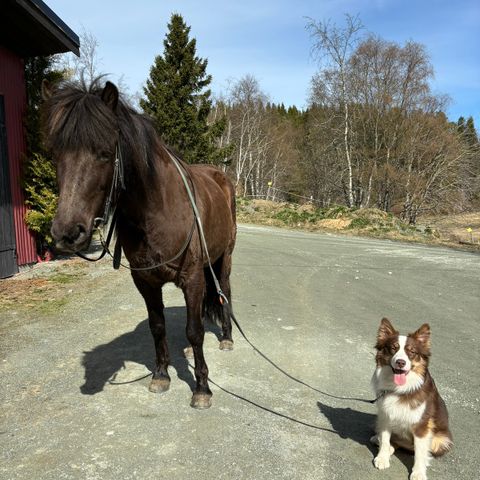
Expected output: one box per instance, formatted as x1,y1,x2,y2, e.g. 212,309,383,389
0,0,79,278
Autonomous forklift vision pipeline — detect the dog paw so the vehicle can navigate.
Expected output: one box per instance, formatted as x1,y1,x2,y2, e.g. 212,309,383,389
410,470,427,480
374,455,390,470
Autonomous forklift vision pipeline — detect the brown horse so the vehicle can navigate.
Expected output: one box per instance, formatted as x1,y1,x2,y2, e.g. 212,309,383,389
41,78,237,409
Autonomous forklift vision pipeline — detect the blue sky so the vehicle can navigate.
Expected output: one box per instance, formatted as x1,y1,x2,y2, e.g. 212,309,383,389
45,0,479,125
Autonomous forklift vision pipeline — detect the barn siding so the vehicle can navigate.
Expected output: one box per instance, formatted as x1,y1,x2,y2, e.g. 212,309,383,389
0,45,37,265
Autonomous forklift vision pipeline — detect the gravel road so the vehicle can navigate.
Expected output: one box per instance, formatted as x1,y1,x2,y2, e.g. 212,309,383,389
1,224,479,480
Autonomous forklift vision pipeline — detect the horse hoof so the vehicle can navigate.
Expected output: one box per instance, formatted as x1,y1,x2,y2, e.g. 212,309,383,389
219,340,234,351
149,377,170,394
190,393,212,409
183,346,194,360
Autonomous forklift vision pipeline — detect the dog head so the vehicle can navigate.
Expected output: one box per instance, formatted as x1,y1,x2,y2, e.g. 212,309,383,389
375,318,431,387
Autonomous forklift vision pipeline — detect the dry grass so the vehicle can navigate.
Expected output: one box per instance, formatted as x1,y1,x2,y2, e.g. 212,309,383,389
0,259,88,314
237,198,480,251
422,212,480,246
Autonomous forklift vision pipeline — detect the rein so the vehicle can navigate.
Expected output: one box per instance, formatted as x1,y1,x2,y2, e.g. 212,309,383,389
78,144,377,416
76,145,196,271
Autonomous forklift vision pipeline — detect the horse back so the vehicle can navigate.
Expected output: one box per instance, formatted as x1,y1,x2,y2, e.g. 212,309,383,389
189,165,235,216
188,164,236,249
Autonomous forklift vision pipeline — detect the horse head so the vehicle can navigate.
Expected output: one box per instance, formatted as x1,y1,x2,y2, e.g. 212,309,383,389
41,79,120,253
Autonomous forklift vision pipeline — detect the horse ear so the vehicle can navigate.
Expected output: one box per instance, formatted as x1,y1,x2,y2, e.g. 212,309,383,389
101,81,119,111
41,79,52,100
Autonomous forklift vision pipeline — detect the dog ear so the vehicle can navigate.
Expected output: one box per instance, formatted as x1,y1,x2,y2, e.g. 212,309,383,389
101,81,118,111
375,317,397,349
412,323,431,350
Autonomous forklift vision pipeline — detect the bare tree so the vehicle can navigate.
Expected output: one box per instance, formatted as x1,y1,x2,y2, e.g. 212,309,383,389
307,14,364,207
57,28,103,83
224,75,269,195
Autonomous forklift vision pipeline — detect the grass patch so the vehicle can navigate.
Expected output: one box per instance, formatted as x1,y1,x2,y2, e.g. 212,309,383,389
236,198,472,248
0,262,88,314
49,272,83,284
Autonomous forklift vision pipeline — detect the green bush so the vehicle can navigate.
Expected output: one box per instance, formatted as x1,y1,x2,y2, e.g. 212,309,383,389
23,153,58,249
348,217,372,229
273,207,325,224
324,205,355,218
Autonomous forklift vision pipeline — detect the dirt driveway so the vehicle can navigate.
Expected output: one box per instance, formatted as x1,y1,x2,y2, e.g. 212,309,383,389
1,225,479,479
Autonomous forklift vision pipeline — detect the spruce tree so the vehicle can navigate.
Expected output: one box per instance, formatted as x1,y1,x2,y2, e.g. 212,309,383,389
141,14,228,164
465,116,478,147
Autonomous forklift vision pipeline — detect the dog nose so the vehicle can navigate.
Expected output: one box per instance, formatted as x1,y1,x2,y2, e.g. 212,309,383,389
395,359,406,369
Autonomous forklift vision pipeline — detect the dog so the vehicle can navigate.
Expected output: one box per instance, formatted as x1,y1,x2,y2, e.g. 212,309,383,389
371,318,452,480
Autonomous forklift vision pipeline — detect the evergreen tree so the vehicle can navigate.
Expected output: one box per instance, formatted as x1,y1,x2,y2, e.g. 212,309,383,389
464,116,478,147
141,14,228,164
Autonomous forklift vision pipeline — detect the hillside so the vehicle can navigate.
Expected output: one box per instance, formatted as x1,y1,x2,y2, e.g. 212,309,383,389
237,198,480,251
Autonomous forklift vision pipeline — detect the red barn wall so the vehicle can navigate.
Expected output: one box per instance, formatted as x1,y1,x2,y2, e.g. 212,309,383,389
0,45,37,265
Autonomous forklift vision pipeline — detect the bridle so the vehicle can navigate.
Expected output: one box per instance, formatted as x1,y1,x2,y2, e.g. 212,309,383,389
75,144,125,265
93,145,125,229
76,145,211,286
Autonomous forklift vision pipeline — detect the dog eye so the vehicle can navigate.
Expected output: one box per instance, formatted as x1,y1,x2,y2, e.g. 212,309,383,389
389,343,399,354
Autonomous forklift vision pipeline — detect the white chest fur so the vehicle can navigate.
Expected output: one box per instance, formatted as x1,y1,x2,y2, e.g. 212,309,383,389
378,394,426,434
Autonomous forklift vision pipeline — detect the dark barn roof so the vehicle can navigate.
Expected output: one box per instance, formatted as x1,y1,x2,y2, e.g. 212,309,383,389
0,0,80,57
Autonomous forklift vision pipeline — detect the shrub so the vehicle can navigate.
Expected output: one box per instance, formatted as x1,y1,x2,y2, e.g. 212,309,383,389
23,153,58,250
348,217,372,229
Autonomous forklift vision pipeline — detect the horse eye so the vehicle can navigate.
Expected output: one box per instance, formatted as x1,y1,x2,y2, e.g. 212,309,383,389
99,151,112,162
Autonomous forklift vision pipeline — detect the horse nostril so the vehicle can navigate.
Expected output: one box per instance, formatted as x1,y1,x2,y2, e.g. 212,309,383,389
77,223,86,237
63,224,87,245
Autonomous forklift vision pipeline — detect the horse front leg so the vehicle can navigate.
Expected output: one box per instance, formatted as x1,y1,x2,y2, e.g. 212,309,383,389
184,270,212,409
132,274,170,394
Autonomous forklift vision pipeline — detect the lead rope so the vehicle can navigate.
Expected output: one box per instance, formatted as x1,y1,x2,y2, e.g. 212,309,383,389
98,146,377,408
164,149,377,405
166,150,227,303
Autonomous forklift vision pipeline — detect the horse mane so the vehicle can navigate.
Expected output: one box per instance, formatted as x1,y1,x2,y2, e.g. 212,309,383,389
42,76,161,171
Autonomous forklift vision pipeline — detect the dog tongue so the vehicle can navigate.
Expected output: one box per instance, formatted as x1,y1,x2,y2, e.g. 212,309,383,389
394,373,407,386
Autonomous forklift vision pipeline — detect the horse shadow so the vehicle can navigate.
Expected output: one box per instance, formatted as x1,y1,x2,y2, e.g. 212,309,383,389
80,306,222,395
317,401,414,471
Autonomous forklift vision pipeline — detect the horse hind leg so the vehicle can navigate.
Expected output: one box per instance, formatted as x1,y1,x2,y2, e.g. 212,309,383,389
184,269,212,409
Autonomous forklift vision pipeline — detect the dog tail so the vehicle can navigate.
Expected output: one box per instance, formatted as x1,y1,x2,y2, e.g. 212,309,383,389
431,433,453,457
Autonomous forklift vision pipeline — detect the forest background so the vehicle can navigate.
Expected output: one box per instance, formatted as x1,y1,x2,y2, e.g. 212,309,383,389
23,14,480,253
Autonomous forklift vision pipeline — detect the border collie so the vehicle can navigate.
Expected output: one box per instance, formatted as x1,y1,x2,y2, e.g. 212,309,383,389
371,318,452,480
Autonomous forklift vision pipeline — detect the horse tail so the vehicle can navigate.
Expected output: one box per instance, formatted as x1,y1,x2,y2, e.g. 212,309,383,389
203,265,224,327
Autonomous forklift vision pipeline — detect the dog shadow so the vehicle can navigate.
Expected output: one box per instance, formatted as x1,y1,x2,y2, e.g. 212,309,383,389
80,306,222,395
317,401,414,471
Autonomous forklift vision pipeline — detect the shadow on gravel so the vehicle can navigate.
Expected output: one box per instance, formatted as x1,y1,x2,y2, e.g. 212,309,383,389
317,401,413,472
80,306,223,395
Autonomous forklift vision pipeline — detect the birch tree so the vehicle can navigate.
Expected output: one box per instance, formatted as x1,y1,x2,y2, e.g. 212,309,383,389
307,14,363,207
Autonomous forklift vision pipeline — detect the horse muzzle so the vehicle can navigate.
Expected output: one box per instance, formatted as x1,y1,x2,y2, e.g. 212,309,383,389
51,220,91,253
